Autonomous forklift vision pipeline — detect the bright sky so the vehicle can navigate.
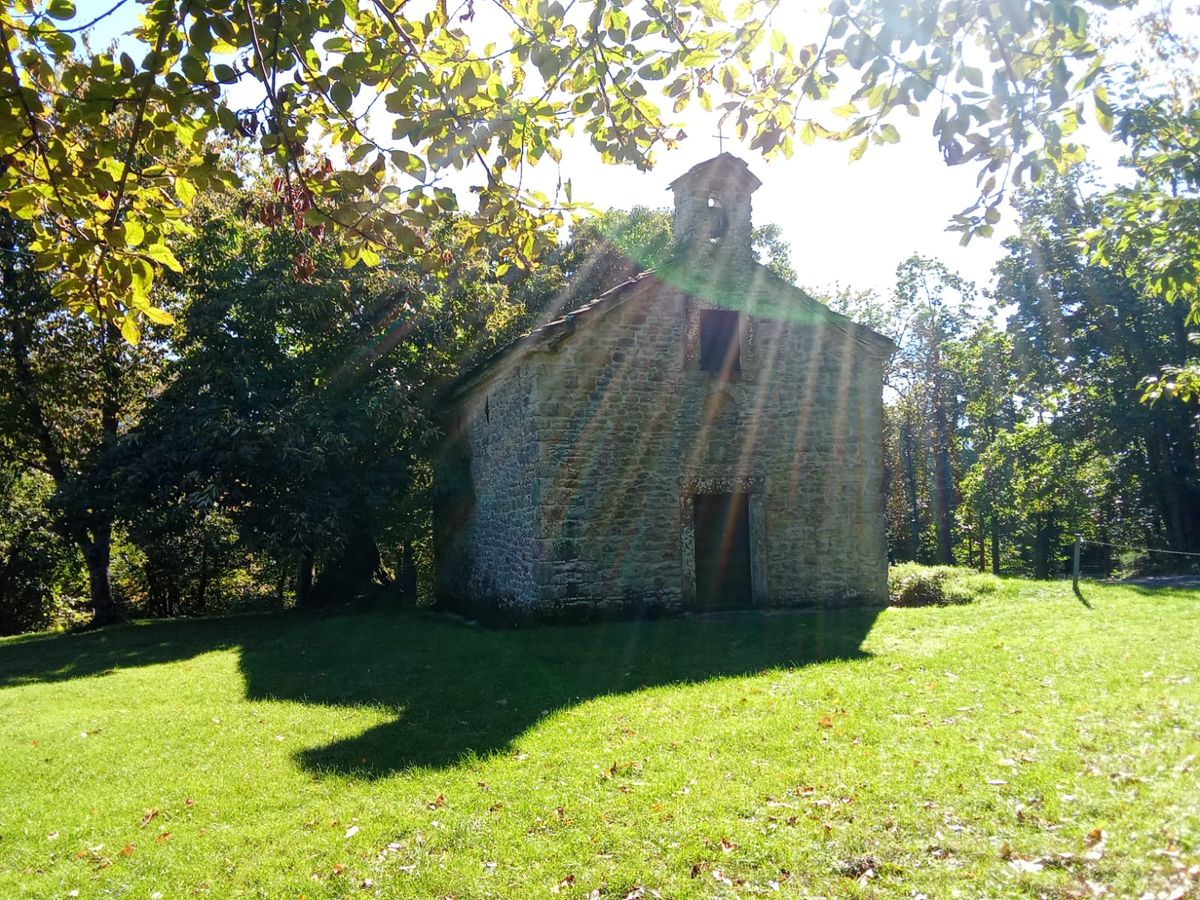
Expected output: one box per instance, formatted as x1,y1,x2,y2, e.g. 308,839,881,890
88,0,1149,298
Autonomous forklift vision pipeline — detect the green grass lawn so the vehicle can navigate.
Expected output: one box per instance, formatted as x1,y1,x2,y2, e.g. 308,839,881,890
1,580,1198,898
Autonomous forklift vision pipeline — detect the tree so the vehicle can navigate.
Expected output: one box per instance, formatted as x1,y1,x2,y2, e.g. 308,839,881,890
893,256,975,564
0,465,81,633
824,257,975,564
946,322,1017,572
0,213,163,624
962,422,1113,578
122,186,516,607
995,173,1200,552
0,0,1125,336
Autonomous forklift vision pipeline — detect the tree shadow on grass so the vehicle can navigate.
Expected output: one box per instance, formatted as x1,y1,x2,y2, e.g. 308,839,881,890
0,606,880,778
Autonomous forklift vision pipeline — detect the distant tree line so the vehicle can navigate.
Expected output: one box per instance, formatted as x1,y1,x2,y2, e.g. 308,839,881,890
825,173,1200,579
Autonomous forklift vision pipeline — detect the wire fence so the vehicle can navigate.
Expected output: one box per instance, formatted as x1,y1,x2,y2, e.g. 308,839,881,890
1072,535,1200,587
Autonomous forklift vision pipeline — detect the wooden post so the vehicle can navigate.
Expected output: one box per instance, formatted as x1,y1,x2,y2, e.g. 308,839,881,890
1072,534,1082,593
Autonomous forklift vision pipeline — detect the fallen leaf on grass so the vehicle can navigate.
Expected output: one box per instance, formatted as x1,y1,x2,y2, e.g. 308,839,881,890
119,844,134,858
1084,828,1107,861
77,845,112,870
427,794,445,810
834,856,880,878
155,832,171,844
140,809,160,828
550,874,576,893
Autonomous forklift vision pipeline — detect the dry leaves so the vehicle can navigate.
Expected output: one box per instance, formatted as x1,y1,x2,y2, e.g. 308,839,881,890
834,855,880,879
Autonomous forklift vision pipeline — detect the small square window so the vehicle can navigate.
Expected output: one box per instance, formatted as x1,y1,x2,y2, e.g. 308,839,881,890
699,309,740,373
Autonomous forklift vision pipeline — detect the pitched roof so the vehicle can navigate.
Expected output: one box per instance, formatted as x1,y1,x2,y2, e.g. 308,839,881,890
438,254,895,407
667,152,763,193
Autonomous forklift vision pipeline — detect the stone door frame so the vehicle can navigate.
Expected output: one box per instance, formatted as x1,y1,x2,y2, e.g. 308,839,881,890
680,474,767,608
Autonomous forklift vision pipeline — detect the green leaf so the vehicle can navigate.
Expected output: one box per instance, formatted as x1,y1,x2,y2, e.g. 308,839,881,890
124,219,145,248
145,242,184,273
330,81,354,111
175,178,197,205
46,0,75,20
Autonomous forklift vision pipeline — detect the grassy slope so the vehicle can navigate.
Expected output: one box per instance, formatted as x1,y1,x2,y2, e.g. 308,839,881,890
0,580,1197,898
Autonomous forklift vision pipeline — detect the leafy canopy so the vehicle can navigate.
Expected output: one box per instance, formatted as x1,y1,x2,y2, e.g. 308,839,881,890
0,0,1120,339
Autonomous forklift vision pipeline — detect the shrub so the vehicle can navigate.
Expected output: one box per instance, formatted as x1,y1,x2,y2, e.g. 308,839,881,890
888,563,1001,607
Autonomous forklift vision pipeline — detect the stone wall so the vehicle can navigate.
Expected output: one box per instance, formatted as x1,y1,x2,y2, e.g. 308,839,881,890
433,358,540,611
435,256,891,620
520,264,889,617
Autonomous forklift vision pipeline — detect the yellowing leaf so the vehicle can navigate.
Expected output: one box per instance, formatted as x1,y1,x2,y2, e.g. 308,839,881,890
120,315,141,345
144,243,183,273
142,306,175,326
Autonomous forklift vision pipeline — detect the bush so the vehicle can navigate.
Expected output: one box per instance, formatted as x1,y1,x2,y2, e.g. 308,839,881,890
888,563,1001,607
0,469,85,635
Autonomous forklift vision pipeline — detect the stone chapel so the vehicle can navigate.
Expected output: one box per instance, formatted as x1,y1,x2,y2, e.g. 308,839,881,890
433,153,894,621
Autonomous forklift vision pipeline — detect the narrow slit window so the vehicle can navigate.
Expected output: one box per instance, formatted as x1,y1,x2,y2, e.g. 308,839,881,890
699,309,741,373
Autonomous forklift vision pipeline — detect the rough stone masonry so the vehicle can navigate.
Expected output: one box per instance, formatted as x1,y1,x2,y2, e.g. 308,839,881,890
434,153,895,623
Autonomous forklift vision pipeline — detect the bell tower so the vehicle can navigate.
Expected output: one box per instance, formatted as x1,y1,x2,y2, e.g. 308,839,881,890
668,153,762,258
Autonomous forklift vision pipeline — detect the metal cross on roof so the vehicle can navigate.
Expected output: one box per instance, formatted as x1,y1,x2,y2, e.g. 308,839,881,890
712,125,726,153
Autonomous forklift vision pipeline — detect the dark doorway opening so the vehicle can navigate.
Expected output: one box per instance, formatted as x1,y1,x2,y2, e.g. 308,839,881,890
693,492,754,610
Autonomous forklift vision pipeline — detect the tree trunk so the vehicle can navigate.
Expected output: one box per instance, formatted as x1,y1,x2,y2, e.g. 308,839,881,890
900,422,922,561
1032,516,1054,580
307,529,381,608
81,525,118,626
398,540,418,598
931,404,955,565
296,550,314,607
195,541,210,614
977,516,986,572
990,517,1000,576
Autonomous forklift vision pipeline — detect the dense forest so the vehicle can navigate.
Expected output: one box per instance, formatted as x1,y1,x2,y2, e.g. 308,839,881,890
1,0,1198,631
